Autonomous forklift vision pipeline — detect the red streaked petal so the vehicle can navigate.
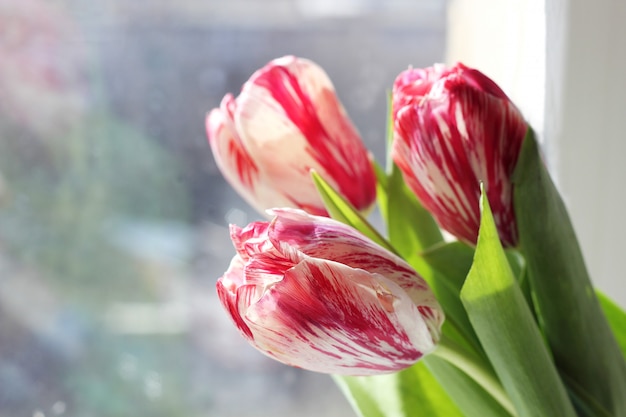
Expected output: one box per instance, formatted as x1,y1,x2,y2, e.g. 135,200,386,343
448,82,526,246
242,257,437,375
217,210,444,375
207,94,259,190
229,221,275,262
235,56,375,213
233,80,329,215
392,64,449,117
216,256,254,340
267,208,433,292
392,67,526,246
207,95,297,215
394,101,481,244
454,63,510,100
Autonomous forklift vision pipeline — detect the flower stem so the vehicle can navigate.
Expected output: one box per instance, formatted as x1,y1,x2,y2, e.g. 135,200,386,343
432,333,517,416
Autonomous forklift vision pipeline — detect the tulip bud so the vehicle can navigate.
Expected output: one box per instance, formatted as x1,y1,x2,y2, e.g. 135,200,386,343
392,63,527,247
216,208,443,375
206,56,376,217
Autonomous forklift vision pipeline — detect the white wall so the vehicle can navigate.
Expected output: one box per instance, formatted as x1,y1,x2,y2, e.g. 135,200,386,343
447,0,626,307
545,0,626,307
446,0,545,134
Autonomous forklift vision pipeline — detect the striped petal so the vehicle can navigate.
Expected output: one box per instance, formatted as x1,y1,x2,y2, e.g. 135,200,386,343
206,95,295,213
266,208,443,327
216,256,254,340
392,63,526,246
240,254,435,375
230,56,376,214
216,210,444,375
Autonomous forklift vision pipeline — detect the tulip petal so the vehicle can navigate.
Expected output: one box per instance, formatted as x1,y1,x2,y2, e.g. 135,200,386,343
234,56,375,213
241,256,436,375
455,64,509,100
266,208,444,326
229,221,275,262
219,208,443,375
206,95,257,191
392,67,526,246
394,102,480,244
216,256,254,340
206,95,295,214
392,64,448,116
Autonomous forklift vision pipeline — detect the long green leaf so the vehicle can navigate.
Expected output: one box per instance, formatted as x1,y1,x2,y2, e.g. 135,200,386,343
421,243,525,293
461,188,577,417
418,242,481,354
562,373,615,417
334,362,463,417
374,161,390,222
597,291,626,360
424,355,513,417
420,242,475,292
513,129,626,415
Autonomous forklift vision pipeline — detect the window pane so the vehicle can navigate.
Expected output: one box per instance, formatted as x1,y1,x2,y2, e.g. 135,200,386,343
0,1,445,415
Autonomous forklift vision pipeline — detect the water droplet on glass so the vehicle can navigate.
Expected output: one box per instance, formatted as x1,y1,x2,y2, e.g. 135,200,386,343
51,401,66,415
118,354,138,380
225,208,247,225
143,372,162,399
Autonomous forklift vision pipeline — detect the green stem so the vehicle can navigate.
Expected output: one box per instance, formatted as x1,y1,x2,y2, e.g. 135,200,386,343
432,333,517,416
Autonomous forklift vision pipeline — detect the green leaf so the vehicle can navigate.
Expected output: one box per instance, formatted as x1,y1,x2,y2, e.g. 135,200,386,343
461,187,577,417
311,170,397,255
418,242,481,354
334,362,463,417
421,243,525,290
424,356,513,417
597,291,626,360
562,373,615,417
513,128,626,415
420,241,475,292
374,161,390,222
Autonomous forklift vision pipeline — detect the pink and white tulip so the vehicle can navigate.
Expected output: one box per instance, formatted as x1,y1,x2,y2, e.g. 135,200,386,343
392,63,527,247
216,208,443,375
206,56,376,217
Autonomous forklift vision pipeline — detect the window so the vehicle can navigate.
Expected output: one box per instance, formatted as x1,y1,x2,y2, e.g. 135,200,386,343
0,0,447,415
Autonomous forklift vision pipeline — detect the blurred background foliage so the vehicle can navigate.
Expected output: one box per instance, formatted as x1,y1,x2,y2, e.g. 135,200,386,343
0,113,190,304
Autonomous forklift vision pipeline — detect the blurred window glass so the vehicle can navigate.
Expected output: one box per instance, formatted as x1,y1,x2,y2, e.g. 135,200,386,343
0,0,446,415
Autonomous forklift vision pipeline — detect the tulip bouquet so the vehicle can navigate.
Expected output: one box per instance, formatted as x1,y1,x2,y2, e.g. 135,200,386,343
206,56,626,417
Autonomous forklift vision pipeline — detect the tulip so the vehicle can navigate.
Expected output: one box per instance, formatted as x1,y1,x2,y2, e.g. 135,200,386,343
392,63,527,247
216,208,444,375
206,56,376,217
